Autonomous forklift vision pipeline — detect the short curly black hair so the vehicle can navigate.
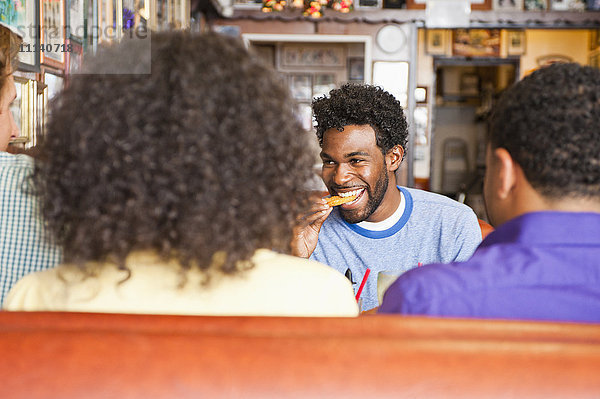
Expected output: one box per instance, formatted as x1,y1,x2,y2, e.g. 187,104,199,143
489,63,600,199
312,83,408,156
34,31,314,275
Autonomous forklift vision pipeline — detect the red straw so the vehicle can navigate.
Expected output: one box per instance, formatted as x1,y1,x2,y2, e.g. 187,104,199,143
355,268,370,302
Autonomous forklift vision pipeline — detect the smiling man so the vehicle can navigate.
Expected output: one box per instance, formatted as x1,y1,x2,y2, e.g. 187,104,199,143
291,84,481,311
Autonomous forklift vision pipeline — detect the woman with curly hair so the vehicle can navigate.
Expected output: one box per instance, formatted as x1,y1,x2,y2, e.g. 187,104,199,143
3,31,358,317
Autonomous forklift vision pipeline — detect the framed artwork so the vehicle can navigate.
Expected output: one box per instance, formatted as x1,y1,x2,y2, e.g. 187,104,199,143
65,39,83,75
288,74,312,102
506,30,526,56
549,0,585,10
44,70,64,101
493,0,523,9
524,0,547,9
12,0,40,70
38,68,63,134
281,45,344,68
40,0,65,68
426,29,447,56
68,0,85,41
452,29,501,57
347,57,364,81
9,76,37,145
355,0,382,8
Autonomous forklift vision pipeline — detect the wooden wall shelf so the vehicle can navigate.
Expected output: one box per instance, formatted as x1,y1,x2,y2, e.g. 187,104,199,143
229,8,600,29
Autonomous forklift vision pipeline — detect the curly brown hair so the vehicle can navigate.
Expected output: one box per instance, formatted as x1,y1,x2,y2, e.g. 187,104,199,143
34,31,314,275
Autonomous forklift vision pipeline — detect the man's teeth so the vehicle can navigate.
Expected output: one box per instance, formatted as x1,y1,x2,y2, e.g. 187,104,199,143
339,189,363,198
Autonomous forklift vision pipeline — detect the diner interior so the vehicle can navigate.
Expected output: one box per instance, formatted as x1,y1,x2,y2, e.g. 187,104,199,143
2,0,600,397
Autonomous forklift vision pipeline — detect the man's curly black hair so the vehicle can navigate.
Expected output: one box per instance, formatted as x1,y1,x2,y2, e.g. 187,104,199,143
489,63,600,199
34,31,314,275
312,83,408,156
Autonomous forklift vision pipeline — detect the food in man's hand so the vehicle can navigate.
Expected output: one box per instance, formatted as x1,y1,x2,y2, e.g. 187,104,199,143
325,195,357,207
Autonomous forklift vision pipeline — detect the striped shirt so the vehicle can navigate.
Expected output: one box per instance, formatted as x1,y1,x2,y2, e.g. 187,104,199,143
0,152,62,305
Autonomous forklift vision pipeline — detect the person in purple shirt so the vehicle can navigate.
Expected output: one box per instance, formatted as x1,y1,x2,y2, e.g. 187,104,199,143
380,63,600,323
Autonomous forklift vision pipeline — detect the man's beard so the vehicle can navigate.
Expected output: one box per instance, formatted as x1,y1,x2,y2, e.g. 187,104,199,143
339,169,389,224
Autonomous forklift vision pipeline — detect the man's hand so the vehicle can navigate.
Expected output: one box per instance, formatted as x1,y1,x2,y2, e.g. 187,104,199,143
291,193,333,258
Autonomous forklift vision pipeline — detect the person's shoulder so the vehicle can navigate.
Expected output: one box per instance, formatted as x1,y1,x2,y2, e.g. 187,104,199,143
2,266,66,311
0,152,34,169
380,260,471,313
252,249,359,316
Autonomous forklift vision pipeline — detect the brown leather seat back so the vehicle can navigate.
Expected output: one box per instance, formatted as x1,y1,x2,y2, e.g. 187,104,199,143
1,311,599,398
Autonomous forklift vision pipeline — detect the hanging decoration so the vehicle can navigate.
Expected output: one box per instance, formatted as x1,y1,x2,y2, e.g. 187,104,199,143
262,0,354,17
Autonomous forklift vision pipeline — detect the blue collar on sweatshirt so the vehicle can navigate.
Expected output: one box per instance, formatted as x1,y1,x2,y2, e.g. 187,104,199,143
343,186,413,239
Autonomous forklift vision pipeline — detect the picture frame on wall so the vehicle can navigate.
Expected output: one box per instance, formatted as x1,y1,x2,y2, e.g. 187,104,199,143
40,0,66,69
13,0,40,71
281,45,344,68
506,30,526,56
524,0,547,10
68,0,85,41
426,29,447,56
549,0,585,10
347,57,365,81
452,29,501,57
65,39,83,75
43,68,65,101
493,0,523,10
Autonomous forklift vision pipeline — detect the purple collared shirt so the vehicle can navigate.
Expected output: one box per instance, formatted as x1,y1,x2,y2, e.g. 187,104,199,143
379,211,600,323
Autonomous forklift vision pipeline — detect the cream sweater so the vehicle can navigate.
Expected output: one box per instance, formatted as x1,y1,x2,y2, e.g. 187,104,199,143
3,249,358,317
